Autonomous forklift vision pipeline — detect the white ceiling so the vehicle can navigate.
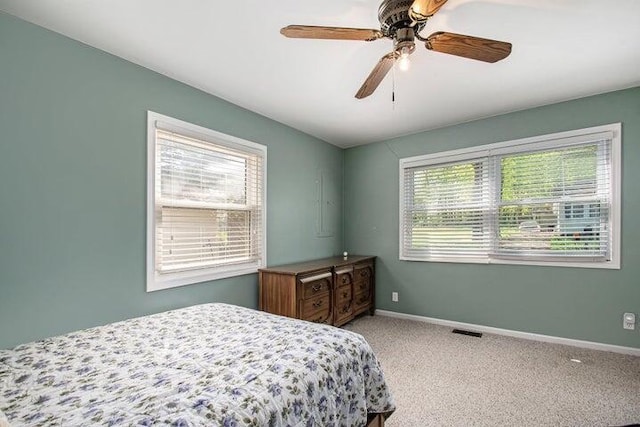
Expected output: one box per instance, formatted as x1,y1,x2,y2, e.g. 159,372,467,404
1,0,639,148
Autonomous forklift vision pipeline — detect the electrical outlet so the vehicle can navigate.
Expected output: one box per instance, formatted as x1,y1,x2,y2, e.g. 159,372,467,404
623,313,635,330
392,292,398,302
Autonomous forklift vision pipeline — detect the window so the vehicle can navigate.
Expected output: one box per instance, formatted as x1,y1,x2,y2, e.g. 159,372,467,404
399,124,621,269
147,112,266,291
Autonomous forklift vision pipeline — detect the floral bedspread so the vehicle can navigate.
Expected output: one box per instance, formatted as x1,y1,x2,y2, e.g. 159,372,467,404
0,303,394,426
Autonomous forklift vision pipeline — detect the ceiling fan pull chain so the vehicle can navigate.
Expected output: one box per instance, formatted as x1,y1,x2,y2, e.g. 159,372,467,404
392,58,396,108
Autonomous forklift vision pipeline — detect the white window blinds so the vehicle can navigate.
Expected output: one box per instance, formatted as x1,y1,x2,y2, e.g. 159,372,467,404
147,112,266,291
399,124,620,268
402,159,491,259
495,142,610,261
156,129,264,272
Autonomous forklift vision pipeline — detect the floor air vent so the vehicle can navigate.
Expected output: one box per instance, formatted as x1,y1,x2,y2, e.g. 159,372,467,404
452,329,483,338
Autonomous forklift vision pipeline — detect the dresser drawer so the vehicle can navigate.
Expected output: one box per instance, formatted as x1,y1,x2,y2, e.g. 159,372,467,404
302,293,330,313
335,283,352,305
301,296,332,324
354,263,373,283
353,291,371,314
353,280,371,295
334,300,353,324
305,309,332,324
334,267,353,287
299,271,332,299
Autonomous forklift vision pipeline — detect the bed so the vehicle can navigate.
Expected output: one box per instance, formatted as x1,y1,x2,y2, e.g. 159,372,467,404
0,303,394,426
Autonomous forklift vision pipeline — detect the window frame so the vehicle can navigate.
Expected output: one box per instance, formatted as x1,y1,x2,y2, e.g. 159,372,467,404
146,111,267,292
399,123,621,269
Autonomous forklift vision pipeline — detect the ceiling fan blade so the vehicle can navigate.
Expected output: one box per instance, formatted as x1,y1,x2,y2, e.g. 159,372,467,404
280,25,384,41
426,32,512,63
409,0,449,21
355,52,397,99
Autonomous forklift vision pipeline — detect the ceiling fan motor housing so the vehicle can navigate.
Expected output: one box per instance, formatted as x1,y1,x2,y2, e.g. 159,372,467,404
378,0,425,37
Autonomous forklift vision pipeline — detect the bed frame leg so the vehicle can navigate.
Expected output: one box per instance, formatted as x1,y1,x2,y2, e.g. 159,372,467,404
367,413,385,427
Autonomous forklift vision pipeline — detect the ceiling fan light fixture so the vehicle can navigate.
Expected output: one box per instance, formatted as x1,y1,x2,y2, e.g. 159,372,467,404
394,30,415,72
398,47,411,71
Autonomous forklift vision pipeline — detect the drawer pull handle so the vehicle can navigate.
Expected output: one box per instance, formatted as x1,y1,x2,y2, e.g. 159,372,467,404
342,276,349,284
300,272,332,283
342,291,348,298
312,284,322,292
313,300,323,308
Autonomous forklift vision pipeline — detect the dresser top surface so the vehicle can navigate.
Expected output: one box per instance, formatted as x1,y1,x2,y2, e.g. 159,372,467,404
259,256,375,275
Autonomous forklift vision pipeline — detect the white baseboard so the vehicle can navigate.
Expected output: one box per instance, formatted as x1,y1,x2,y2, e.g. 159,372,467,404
375,309,640,357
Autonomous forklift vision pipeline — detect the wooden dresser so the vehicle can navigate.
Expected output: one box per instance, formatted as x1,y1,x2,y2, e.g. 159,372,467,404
258,256,375,327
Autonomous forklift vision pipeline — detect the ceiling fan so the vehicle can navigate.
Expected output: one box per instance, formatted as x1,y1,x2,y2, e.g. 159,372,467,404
281,0,512,99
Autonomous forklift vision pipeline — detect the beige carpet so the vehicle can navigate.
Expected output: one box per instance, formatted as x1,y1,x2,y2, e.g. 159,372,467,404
345,314,640,427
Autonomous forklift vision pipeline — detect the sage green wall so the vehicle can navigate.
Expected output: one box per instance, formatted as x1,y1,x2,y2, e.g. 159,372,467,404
344,86,640,349
0,13,343,349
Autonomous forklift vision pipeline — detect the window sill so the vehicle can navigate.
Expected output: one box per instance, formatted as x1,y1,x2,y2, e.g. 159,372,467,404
146,263,262,292
399,255,620,270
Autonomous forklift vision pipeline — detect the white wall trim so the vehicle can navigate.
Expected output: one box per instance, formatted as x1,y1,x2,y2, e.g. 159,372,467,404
376,309,640,357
